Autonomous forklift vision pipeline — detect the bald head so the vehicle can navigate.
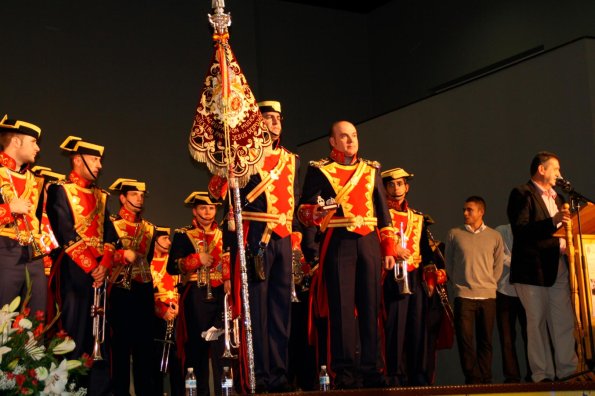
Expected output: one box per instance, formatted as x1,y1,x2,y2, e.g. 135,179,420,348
329,121,358,157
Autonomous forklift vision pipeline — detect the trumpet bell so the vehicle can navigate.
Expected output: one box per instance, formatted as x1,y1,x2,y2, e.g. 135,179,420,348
92,339,103,361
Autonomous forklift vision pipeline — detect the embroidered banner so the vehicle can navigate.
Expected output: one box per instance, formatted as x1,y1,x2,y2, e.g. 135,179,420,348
188,33,271,187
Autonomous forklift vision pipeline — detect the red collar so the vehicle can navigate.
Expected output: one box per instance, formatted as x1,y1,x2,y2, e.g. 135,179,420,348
68,171,93,188
387,198,408,212
0,152,28,173
192,218,217,232
119,207,140,222
153,250,168,259
329,148,357,165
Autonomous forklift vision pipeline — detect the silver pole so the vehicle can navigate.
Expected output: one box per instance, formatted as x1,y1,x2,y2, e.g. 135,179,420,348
230,177,256,393
208,4,256,392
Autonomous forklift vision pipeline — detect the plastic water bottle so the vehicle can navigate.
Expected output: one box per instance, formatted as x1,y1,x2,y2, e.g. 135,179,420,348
319,365,330,391
185,367,197,396
221,366,234,395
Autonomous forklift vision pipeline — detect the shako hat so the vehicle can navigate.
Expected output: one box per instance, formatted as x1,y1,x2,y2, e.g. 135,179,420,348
60,136,104,157
0,115,42,139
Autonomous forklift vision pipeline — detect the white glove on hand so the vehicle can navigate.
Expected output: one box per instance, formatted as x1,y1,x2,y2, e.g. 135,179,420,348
201,326,224,341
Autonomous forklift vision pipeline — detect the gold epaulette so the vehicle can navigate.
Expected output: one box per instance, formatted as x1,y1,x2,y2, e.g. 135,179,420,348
309,158,332,168
281,146,299,158
51,179,68,186
411,208,424,216
174,226,193,234
361,158,381,169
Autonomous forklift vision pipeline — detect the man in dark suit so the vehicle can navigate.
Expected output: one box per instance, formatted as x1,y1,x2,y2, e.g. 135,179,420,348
507,151,577,383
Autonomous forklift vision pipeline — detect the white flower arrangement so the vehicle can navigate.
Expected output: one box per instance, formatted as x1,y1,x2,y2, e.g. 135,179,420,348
0,296,90,395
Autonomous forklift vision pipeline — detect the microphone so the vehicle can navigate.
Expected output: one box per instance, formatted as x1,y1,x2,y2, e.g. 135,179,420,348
555,177,572,191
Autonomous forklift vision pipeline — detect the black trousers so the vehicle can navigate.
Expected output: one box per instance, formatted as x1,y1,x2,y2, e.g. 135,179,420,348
424,291,445,385
247,234,292,391
324,230,384,389
287,288,318,391
454,297,496,384
54,256,111,396
110,281,158,396
0,238,46,314
183,284,225,396
496,291,531,382
383,269,427,386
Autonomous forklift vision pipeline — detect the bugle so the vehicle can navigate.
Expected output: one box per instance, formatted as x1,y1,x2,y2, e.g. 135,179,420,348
222,292,240,359
196,239,215,301
112,222,151,289
395,222,412,295
91,280,107,361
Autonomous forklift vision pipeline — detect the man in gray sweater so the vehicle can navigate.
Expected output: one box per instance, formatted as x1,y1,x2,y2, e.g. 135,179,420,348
445,196,504,384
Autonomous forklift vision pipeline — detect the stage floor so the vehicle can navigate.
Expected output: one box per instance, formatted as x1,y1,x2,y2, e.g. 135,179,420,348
267,379,595,395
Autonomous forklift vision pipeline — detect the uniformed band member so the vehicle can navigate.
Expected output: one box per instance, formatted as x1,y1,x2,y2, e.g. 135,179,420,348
150,226,182,396
167,191,231,396
0,115,47,313
46,136,117,395
30,165,65,276
298,120,396,389
212,100,302,393
108,178,159,396
381,167,445,386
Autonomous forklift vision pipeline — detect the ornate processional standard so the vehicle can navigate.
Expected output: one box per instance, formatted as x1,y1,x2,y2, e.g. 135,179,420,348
187,0,273,393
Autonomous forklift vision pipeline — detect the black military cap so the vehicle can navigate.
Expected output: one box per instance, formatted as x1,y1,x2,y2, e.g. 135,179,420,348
184,191,221,206
60,136,104,157
0,114,42,139
108,178,147,194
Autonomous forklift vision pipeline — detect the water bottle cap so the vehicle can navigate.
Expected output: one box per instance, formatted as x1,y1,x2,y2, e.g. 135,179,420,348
188,367,194,373
321,365,326,369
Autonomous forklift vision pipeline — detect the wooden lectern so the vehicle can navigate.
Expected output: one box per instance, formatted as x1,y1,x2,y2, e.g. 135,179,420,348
554,202,595,370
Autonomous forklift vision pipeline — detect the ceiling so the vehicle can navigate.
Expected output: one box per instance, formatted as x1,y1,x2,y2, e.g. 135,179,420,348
278,0,393,14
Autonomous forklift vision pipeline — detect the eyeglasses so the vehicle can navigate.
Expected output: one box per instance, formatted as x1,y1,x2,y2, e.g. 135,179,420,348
263,114,283,122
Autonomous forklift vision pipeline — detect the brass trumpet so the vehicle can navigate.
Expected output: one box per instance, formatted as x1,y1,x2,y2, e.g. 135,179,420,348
112,222,151,289
395,222,412,295
222,292,240,359
0,176,45,261
196,240,215,301
91,280,107,360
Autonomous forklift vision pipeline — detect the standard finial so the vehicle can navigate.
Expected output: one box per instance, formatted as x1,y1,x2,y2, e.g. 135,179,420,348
208,0,231,35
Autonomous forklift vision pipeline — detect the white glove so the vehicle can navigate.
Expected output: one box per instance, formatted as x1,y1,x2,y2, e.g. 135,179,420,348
201,326,224,341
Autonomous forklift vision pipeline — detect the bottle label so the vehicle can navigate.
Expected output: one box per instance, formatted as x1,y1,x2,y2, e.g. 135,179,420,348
222,378,233,387
186,379,197,388
320,375,330,385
